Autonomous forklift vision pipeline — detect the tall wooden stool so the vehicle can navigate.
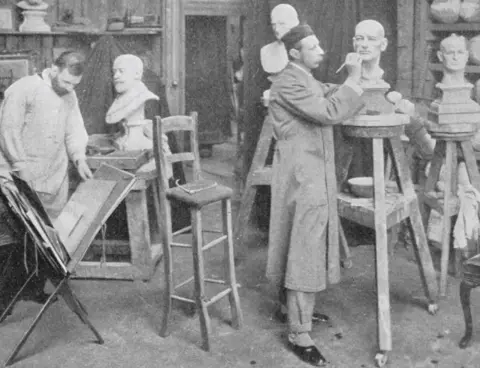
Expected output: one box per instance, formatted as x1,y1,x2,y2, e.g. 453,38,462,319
420,129,480,297
459,253,480,349
152,113,243,351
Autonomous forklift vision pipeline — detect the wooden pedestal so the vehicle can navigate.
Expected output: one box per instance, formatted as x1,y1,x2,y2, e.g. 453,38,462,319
339,124,438,366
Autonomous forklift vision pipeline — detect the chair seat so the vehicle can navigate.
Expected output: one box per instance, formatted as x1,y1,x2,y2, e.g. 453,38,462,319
166,180,233,208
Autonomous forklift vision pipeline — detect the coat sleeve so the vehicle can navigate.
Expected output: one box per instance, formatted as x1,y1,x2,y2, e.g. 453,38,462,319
276,75,363,125
65,93,88,163
0,80,30,171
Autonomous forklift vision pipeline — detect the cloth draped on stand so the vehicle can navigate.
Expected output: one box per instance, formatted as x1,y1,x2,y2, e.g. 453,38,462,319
427,162,480,258
74,36,190,233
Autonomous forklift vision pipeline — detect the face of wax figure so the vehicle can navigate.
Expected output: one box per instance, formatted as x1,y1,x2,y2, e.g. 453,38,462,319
284,26,325,71
353,20,388,65
49,52,84,97
271,4,299,41
437,34,469,73
112,54,143,94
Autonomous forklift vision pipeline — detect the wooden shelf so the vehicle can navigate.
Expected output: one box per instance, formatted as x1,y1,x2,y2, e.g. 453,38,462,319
430,22,480,32
429,62,480,73
0,28,163,36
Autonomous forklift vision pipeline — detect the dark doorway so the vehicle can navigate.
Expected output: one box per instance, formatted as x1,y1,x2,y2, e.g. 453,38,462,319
185,15,232,154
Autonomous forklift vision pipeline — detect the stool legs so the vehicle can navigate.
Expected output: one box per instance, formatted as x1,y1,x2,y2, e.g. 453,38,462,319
222,199,243,330
160,198,174,338
160,198,243,351
191,208,212,351
459,281,474,349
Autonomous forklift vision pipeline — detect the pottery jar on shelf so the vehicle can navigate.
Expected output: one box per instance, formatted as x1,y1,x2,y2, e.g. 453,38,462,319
431,0,461,24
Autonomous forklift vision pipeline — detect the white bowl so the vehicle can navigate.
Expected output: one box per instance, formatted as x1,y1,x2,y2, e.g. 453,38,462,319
348,177,374,198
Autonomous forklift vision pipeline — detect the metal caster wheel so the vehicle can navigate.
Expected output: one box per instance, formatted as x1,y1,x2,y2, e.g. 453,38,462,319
428,303,439,315
341,258,353,269
375,352,388,367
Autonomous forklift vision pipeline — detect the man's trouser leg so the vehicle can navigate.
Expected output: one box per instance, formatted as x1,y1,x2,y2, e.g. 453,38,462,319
287,289,315,335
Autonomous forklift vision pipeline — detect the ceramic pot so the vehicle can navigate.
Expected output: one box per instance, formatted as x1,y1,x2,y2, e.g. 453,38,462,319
430,0,461,24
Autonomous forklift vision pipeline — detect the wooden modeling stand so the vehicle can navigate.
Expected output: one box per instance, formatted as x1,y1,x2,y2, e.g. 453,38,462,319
233,114,352,269
338,114,439,367
420,124,480,297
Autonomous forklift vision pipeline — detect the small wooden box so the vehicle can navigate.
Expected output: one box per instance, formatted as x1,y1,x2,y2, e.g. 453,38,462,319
87,150,153,171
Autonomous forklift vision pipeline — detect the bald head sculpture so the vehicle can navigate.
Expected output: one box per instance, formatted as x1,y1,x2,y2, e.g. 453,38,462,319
271,4,299,41
437,33,469,86
353,19,388,84
261,4,300,75
113,54,144,94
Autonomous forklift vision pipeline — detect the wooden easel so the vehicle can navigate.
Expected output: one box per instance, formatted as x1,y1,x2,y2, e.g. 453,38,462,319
0,269,104,367
233,115,353,271
0,165,135,366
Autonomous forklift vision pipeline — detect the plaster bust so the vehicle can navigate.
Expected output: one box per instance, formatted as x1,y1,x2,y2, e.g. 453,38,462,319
437,33,469,86
106,54,160,151
260,4,299,75
353,19,388,85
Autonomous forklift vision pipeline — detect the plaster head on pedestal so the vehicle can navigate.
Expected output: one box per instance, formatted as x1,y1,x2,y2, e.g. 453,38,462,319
106,54,159,151
260,4,299,75
437,33,469,87
353,19,388,85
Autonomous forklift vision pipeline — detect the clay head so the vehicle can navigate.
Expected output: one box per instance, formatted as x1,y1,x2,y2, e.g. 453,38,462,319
271,4,299,41
353,20,388,62
113,54,143,94
437,33,468,72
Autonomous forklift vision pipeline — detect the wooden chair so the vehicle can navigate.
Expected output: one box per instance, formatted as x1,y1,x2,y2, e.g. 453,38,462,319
459,253,480,349
152,113,243,351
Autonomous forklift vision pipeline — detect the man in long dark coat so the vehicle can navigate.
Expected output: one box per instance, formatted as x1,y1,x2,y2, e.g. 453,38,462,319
266,24,364,366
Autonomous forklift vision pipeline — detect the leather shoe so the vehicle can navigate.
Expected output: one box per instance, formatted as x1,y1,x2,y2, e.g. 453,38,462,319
275,309,330,324
288,342,327,366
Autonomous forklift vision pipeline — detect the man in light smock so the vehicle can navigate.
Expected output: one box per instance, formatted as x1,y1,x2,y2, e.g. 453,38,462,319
0,50,92,218
267,24,363,366
0,51,91,315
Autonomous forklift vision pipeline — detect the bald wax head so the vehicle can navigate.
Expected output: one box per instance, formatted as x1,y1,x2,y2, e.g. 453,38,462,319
113,54,144,94
353,19,387,63
271,4,299,40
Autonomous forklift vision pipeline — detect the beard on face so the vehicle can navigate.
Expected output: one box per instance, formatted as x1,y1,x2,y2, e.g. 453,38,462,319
51,75,69,96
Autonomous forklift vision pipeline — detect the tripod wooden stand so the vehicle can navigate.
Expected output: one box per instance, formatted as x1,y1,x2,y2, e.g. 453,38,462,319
233,115,352,269
420,124,480,297
338,114,439,367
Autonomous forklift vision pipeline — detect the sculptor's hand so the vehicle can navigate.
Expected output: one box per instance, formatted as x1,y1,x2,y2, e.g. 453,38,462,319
344,52,362,82
75,159,93,181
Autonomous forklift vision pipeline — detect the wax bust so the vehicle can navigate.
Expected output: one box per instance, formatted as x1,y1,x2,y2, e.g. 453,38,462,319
106,54,160,151
353,19,388,86
260,4,299,76
437,33,469,87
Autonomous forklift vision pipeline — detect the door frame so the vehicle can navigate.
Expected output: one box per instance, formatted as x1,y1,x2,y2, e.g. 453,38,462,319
164,0,246,115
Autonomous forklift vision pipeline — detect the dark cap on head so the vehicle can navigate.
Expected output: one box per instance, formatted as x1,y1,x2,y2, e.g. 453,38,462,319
281,24,315,52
